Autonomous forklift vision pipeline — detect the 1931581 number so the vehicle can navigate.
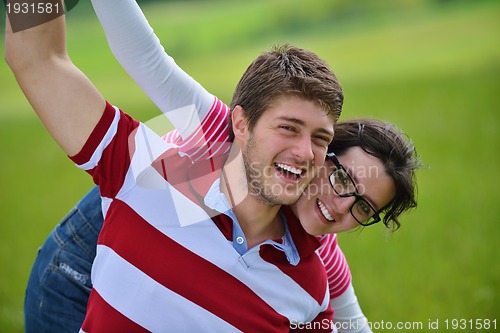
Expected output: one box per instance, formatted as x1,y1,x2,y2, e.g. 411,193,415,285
444,319,497,330
5,2,61,14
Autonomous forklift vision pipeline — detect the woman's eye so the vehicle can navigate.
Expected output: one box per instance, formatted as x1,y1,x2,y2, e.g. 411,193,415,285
338,172,349,186
357,201,371,216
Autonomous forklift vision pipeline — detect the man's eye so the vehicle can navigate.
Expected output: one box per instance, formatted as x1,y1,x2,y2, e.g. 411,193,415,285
279,125,295,132
315,136,331,144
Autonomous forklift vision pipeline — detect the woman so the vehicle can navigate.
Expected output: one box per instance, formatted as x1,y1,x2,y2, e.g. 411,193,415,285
24,1,420,332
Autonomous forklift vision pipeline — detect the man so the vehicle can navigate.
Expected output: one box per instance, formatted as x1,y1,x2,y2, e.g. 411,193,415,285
6,1,343,331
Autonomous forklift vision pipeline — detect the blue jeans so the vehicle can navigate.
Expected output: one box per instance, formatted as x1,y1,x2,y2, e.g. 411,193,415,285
24,186,103,333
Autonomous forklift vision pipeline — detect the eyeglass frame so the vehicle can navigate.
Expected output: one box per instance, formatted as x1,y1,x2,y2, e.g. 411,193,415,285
325,152,382,226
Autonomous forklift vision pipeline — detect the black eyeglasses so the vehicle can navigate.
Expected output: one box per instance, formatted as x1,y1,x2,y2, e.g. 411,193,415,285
326,152,381,226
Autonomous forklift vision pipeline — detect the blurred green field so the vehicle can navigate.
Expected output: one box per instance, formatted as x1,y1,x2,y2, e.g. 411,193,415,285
1,0,499,332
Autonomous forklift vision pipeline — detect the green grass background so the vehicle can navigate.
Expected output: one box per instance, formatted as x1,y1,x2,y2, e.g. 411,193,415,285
1,0,499,331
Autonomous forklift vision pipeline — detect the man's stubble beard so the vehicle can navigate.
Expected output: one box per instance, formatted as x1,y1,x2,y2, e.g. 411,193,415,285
243,133,301,207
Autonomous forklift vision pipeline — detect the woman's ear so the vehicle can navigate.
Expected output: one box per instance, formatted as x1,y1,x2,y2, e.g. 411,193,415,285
231,105,248,141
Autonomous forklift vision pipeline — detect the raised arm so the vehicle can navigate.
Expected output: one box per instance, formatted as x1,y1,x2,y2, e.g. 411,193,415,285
5,5,105,156
90,0,214,140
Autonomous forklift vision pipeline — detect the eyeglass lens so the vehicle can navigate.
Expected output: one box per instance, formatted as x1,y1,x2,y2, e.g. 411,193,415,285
330,168,378,225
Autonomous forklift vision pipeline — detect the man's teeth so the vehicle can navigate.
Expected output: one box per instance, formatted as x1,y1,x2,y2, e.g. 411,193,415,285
317,200,334,222
276,163,302,176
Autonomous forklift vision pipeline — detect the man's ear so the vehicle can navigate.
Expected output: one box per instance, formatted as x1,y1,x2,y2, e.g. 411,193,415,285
231,105,248,141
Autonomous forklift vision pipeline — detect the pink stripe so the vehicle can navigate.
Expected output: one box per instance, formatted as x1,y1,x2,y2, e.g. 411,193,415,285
179,98,230,161
318,234,352,299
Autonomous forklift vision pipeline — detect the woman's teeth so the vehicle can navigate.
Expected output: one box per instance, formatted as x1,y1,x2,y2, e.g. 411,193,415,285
317,200,334,222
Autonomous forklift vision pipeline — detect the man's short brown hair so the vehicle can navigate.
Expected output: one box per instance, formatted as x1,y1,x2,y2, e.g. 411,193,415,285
228,44,343,139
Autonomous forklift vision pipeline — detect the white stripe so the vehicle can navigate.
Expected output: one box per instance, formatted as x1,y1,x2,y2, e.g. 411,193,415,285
159,103,202,140
76,106,121,170
178,102,228,157
326,252,344,284
93,245,241,333
101,196,112,218
162,130,180,144
190,130,230,161
130,123,179,189
319,235,351,293
119,179,328,323
180,97,220,142
103,125,328,323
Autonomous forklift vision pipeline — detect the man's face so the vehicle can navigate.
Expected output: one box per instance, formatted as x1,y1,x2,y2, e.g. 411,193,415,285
240,95,335,206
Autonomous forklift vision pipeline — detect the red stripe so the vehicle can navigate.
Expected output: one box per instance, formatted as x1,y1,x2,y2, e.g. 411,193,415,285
276,208,328,305
97,111,139,198
69,103,140,199
290,307,334,333
82,290,151,333
98,200,291,332
260,244,328,306
70,101,117,166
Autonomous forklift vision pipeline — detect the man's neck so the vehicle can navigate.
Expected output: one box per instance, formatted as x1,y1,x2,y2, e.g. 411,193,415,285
220,145,285,249
232,195,284,249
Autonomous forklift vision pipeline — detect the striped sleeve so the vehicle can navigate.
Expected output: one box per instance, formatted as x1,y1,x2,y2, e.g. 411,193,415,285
161,97,231,163
70,102,140,199
91,0,231,164
162,130,181,145
317,234,352,299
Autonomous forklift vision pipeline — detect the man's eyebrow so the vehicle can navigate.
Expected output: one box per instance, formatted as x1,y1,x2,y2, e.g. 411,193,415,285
278,116,304,126
317,127,335,138
278,117,334,137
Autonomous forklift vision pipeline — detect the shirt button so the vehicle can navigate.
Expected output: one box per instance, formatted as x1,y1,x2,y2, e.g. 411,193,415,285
236,237,245,245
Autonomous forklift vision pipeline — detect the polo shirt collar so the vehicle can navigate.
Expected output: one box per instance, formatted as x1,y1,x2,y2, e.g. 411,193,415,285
204,178,304,265
186,156,320,265
279,206,322,260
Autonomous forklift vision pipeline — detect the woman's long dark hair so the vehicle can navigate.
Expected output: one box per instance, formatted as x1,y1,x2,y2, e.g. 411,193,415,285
329,119,422,230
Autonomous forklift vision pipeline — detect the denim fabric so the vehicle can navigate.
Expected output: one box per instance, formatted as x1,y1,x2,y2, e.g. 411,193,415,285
24,186,102,333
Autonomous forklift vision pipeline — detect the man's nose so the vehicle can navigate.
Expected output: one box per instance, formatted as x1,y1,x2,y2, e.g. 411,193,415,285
291,135,314,162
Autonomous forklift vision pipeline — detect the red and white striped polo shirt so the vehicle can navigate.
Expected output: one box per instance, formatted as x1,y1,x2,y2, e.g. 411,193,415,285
162,96,352,304
71,101,332,332
161,96,352,307
162,96,352,307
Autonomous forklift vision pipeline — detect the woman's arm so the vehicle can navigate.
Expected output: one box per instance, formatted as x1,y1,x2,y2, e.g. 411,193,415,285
330,283,373,333
317,234,373,333
90,0,215,140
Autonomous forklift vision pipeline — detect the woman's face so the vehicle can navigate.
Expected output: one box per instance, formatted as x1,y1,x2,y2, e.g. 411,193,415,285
292,146,396,236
